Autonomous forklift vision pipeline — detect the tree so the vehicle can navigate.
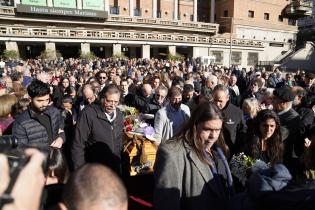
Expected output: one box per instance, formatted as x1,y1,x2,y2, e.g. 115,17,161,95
3,50,19,60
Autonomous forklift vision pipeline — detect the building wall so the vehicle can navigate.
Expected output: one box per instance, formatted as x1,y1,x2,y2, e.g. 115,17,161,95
216,0,292,32
140,0,153,18
160,0,175,20
179,0,193,22
233,0,289,25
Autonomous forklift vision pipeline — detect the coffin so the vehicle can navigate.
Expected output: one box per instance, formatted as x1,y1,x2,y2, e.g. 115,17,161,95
123,132,157,176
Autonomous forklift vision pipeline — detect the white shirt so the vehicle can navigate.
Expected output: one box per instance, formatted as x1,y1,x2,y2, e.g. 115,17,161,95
105,110,116,123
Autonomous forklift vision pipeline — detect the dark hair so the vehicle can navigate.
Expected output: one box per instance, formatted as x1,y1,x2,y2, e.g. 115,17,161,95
183,84,194,94
246,109,283,164
168,86,182,98
65,86,76,96
11,71,23,82
27,80,50,98
174,102,228,163
99,84,121,100
11,98,30,118
171,76,185,89
95,70,107,79
47,148,69,184
62,95,73,104
62,164,127,210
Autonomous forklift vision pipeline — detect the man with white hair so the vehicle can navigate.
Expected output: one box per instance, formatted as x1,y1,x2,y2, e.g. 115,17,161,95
205,75,218,91
212,84,246,155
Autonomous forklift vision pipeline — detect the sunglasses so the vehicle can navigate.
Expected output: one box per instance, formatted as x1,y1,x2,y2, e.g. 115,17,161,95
99,77,107,79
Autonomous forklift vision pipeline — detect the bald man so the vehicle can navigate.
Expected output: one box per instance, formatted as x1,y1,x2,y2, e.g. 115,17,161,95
60,164,127,210
125,83,153,114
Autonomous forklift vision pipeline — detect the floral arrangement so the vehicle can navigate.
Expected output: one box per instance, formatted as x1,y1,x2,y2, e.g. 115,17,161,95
119,105,139,116
229,153,268,185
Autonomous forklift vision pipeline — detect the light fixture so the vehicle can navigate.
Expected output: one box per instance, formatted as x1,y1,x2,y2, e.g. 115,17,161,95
26,46,31,51
100,47,104,51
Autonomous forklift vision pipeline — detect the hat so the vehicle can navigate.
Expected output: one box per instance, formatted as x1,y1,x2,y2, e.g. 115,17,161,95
273,86,295,102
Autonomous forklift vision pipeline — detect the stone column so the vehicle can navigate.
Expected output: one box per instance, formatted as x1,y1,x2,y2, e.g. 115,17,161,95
210,0,215,23
174,0,178,20
113,44,122,56
45,42,56,59
129,0,134,17
168,45,176,56
142,45,150,59
5,41,19,52
77,0,82,9
81,43,90,54
15,0,21,6
152,0,157,18
193,0,197,22
104,0,110,13
47,0,53,7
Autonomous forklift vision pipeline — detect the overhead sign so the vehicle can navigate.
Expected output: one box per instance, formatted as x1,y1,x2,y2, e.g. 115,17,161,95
22,0,47,6
16,4,108,19
53,0,76,9
82,0,104,11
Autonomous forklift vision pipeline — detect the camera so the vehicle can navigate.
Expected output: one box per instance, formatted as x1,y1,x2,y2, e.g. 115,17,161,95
0,135,49,195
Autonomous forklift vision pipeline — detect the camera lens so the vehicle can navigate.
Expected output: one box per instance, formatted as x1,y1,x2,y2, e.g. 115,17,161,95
0,135,18,149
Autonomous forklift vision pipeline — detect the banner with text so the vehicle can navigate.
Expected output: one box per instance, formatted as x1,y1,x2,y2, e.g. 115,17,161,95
82,0,104,11
53,0,76,8
22,0,47,6
16,4,108,18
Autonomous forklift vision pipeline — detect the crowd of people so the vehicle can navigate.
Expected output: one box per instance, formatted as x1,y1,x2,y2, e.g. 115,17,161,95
0,56,314,210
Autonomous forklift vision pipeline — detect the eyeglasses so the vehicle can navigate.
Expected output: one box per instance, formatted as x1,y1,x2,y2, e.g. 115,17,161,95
105,99,119,105
99,77,107,79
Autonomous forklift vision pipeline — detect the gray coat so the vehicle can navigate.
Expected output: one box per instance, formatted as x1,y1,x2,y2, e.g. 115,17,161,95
154,104,190,144
154,140,230,210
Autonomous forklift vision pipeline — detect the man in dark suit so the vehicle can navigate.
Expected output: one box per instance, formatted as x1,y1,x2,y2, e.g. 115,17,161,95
72,84,124,175
273,86,303,177
212,84,247,156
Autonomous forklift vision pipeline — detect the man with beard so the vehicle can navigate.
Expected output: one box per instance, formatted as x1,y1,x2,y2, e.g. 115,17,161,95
154,86,190,144
72,84,124,175
13,80,65,148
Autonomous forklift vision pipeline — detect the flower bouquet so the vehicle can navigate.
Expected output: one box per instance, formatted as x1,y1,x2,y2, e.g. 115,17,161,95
229,153,268,186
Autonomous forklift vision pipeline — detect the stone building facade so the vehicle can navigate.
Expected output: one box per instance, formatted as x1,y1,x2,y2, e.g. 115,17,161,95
0,0,303,68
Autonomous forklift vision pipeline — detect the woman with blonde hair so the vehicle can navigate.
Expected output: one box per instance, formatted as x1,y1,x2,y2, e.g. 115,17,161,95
0,94,17,135
242,97,260,123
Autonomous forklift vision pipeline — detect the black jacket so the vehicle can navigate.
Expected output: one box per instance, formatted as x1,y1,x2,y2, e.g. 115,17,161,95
13,106,65,147
222,102,247,156
279,108,303,157
72,104,124,174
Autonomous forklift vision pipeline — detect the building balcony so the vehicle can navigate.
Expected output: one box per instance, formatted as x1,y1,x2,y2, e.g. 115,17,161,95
282,0,313,19
0,24,264,48
0,4,218,34
106,16,219,34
